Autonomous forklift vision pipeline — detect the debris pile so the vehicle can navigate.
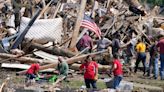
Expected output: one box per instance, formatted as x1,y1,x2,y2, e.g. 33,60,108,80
0,0,163,91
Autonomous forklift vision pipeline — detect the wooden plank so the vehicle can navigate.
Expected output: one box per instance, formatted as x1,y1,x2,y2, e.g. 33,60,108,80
70,63,111,72
1,63,30,69
1,63,55,72
0,77,10,92
52,0,62,18
30,43,76,58
37,0,53,19
69,0,87,48
34,50,58,63
0,53,56,64
17,50,108,75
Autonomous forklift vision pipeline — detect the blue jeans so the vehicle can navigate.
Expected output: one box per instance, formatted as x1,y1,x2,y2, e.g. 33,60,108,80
113,75,122,89
135,52,146,74
147,57,159,78
160,54,164,79
26,74,36,80
85,79,97,88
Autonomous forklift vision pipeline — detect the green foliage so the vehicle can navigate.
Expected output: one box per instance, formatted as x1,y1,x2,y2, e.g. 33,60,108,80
140,0,164,6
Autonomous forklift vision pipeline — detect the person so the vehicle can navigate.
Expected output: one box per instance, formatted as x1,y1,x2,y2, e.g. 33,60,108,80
26,63,40,85
112,34,121,56
134,38,147,75
54,56,69,77
97,35,112,52
80,56,98,89
26,63,40,80
124,36,137,73
157,36,164,80
108,53,123,89
97,35,112,64
11,0,22,28
77,32,93,53
147,38,159,79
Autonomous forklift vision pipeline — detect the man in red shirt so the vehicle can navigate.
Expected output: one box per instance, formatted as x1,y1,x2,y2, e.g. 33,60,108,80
80,56,98,89
26,63,40,80
109,53,123,89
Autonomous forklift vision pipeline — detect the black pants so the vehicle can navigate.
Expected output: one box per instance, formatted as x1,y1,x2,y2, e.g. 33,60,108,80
85,79,97,89
134,53,146,74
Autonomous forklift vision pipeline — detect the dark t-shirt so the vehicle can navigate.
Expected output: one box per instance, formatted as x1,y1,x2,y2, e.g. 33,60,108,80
157,39,164,54
112,39,120,55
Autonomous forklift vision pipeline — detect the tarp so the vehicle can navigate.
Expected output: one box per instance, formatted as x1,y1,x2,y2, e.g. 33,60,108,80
20,17,63,43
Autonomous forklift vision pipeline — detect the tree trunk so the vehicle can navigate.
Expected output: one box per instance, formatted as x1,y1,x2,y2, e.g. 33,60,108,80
30,43,76,58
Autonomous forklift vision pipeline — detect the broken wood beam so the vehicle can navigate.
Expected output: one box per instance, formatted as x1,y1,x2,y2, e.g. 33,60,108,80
17,50,108,75
70,0,87,48
52,0,62,18
70,63,111,72
0,77,10,92
59,37,72,46
0,53,56,64
37,0,53,19
30,43,76,57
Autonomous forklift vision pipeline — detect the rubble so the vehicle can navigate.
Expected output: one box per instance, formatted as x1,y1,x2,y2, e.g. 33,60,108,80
0,0,163,91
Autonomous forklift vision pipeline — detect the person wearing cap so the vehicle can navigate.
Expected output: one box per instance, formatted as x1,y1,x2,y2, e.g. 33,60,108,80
80,56,98,89
54,57,69,77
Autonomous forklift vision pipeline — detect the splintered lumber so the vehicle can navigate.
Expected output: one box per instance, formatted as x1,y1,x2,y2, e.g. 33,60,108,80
0,53,56,63
1,63,55,72
49,76,66,91
30,43,76,57
70,0,87,48
52,0,62,18
37,0,53,19
34,51,58,62
70,63,111,72
0,77,10,92
17,50,108,75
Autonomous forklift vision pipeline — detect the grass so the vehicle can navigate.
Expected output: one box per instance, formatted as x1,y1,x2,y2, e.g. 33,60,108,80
61,79,107,89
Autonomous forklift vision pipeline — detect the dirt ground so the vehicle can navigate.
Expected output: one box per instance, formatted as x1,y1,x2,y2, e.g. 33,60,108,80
0,67,164,92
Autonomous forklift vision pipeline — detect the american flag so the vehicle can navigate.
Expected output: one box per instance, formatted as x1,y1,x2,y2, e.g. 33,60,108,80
81,15,101,38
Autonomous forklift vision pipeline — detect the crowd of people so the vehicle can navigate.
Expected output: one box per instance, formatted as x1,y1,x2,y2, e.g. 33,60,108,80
16,0,164,90
76,31,164,90
25,33,164,90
